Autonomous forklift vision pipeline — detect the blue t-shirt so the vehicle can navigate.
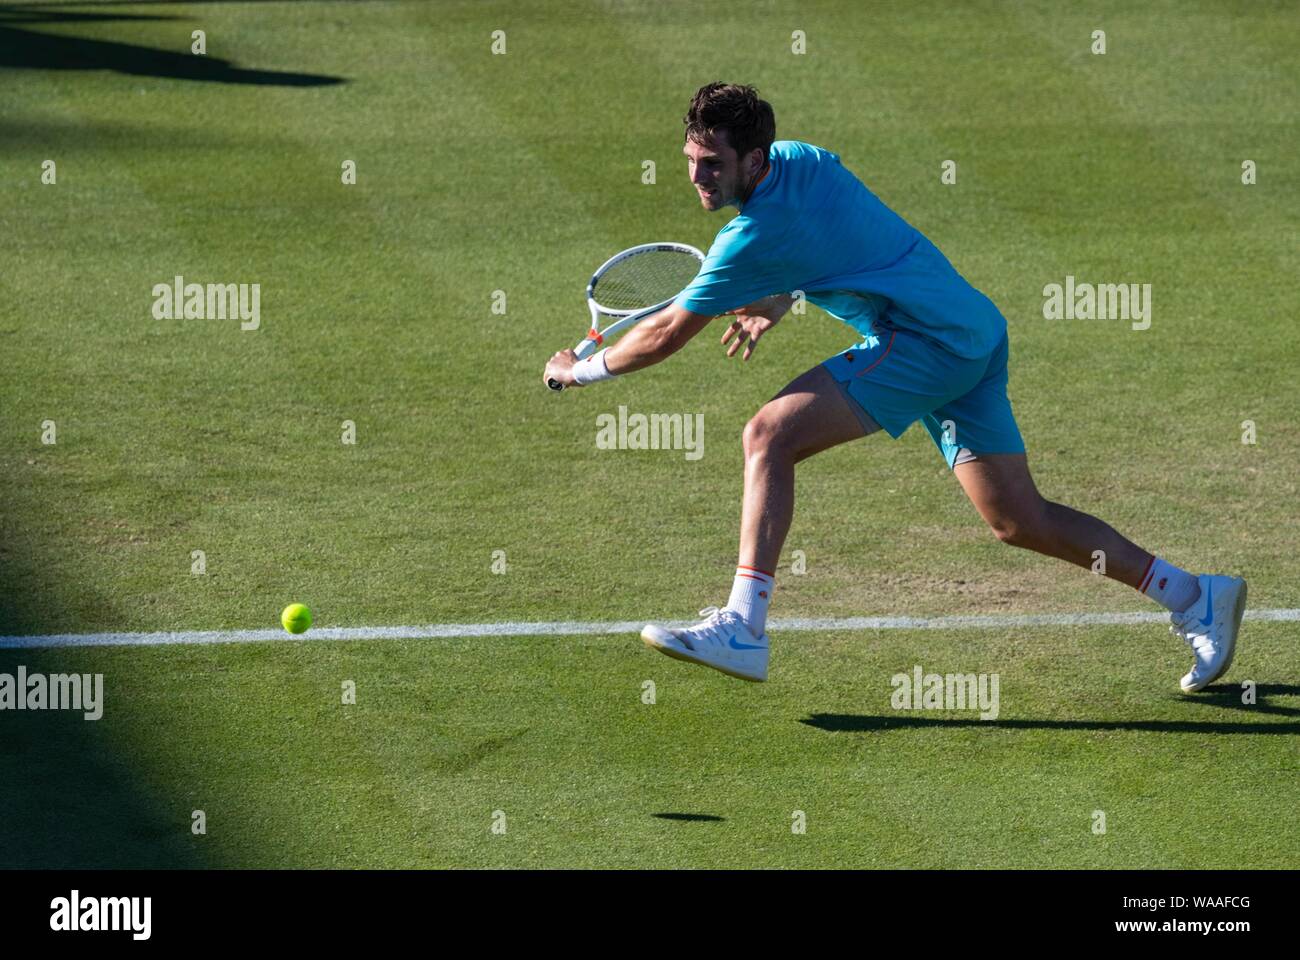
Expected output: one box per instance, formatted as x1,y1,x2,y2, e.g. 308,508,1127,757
674,140,1005,359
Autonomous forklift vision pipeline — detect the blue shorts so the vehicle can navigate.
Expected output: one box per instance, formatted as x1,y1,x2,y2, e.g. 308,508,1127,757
822,325,1025,468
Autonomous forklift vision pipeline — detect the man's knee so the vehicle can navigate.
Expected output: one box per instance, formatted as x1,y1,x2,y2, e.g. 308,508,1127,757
743,409,788,460
990,519,1034,549
987,498,1050,550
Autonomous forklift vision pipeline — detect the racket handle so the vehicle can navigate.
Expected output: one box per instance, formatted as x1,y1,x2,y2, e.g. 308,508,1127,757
547,377,564,392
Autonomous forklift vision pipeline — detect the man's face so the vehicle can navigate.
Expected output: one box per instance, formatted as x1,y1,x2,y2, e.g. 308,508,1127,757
684,132,757,212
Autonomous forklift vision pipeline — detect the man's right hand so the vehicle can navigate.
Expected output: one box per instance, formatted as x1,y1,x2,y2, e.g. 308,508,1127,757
720,294,795,360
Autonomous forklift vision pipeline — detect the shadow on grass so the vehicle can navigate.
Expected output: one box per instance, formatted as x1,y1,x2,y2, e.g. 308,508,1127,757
652,813,725,822
0,3,345,85
0,545,210,867
802,712,1300,736
1180,683,1300,717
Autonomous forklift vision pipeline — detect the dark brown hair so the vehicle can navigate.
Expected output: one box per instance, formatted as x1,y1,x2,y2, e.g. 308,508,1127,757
683,82,776,165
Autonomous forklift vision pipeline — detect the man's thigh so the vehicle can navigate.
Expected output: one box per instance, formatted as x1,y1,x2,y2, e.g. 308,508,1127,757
922,333,1024,468
758,365,879,463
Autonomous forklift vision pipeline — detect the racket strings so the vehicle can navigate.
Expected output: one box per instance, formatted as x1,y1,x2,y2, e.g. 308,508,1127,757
593,251,701,311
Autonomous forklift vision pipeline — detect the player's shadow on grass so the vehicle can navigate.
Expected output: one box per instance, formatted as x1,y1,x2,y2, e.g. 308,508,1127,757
652,813,725,822
0,4,344,85
1180,683,1300,717
802,713,1300,735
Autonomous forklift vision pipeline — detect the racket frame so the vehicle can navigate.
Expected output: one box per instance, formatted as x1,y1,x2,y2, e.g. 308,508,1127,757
548,242,704,391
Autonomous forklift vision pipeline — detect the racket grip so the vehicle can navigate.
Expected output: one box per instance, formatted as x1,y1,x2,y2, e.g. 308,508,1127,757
548,337,599,392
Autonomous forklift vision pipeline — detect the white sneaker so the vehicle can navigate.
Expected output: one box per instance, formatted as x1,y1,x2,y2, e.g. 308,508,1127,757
1172,574,1246,693
641,607,769,682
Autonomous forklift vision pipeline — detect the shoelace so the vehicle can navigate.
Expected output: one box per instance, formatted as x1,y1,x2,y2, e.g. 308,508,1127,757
691,606,735,646
1170,612,1214,657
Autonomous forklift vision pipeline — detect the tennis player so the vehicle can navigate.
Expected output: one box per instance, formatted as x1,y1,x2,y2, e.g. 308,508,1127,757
543,82,1245,690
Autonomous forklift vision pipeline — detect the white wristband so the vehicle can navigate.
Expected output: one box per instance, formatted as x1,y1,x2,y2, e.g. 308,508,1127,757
572,348,617,386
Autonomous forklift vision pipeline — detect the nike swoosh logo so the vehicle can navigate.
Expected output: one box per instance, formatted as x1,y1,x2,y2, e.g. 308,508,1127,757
729,636,764,650
1199,583,1214,627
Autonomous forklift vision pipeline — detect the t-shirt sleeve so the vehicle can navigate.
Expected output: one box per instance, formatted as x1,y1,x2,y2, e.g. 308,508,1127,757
673,221,787,315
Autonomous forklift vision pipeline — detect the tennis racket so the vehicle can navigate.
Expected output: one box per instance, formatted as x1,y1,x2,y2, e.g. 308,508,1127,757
547,241,705,391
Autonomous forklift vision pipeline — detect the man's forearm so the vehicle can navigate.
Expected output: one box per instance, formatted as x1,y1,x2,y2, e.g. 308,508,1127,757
605,306,712,375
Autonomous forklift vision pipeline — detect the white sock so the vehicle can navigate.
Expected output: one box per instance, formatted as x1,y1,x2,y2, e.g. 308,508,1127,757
726,565,774,634
1139,557,1200,613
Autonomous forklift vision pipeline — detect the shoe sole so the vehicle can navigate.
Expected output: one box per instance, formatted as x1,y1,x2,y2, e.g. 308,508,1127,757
1180,579,1247,693
640,627,766,683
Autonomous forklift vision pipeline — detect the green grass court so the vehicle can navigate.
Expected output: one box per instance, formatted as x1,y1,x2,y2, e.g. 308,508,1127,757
1,0,1296,868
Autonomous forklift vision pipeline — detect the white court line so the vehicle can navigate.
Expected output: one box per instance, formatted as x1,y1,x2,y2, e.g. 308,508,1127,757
0,609,1297,650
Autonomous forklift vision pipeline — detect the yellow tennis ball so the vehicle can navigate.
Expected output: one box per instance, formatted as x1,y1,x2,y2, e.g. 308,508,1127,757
280,603,312,634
